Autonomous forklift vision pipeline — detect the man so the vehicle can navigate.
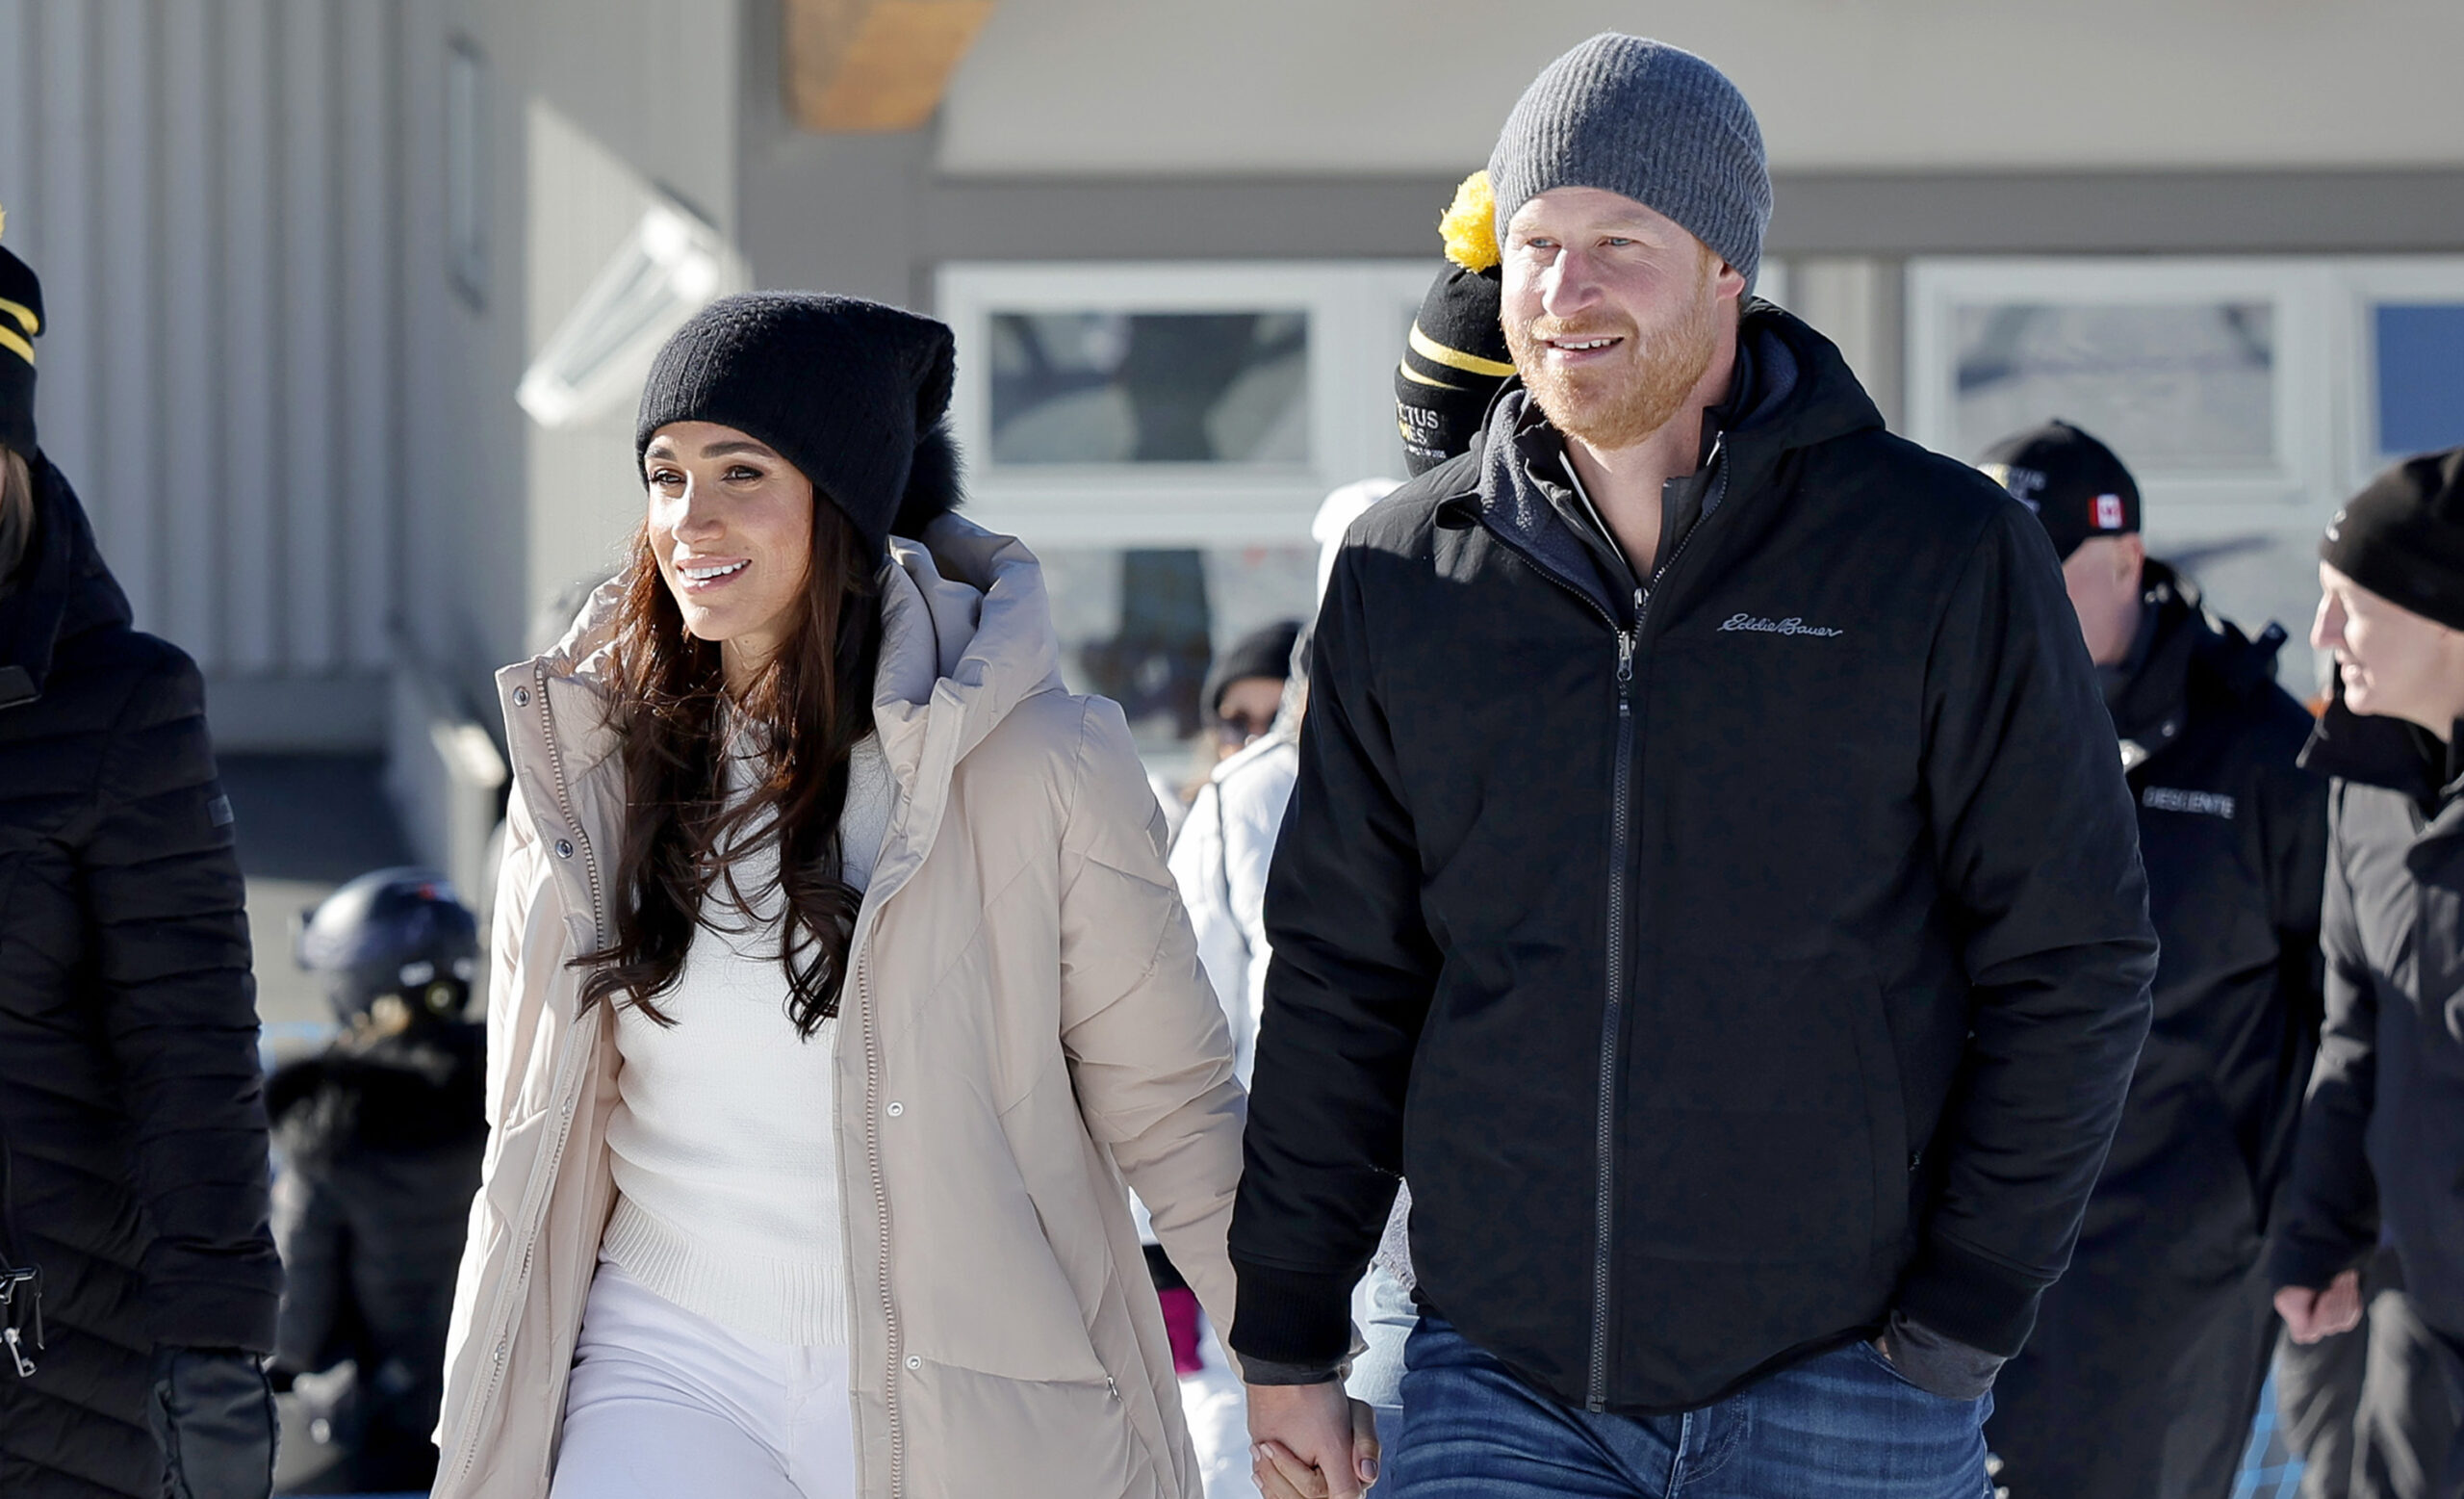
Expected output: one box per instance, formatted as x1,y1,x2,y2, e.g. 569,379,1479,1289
1973,422,2327,1499
2273,446,2464,1496
1232,35,2156,1499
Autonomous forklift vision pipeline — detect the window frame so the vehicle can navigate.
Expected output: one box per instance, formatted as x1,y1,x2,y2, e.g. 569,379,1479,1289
2332,256,2464,490
937,260,1434,546
1905,256,2333,530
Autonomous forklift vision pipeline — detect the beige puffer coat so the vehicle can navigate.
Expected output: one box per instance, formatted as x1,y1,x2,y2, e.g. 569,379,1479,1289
432,519,1245,1499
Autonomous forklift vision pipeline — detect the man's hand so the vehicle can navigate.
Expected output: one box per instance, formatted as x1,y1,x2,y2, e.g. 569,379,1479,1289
2275,1269,2364,1344
1247,1380,1380,1498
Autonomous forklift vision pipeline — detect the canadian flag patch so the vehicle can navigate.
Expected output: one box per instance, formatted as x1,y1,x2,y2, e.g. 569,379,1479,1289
2094,494,2126,530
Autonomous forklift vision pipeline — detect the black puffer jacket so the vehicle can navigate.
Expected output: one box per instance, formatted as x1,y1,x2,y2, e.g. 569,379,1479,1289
269,1020,484,1492
2272,694,2464,1336
1231,304,2157,1415
0,459,280,1499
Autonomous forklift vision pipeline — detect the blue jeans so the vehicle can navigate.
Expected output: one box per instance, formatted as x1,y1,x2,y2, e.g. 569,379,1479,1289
1384,1317,1992,1498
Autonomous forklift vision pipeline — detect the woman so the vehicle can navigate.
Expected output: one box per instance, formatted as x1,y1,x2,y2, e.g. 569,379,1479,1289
0,224,282,1497
434,293,1314,1499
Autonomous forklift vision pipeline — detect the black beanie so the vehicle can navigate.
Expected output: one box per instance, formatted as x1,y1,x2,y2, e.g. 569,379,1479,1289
0,219,42,456
636,293,962,562
1976,420,2142,561
2323,446,2464,632
1206,619,1302,717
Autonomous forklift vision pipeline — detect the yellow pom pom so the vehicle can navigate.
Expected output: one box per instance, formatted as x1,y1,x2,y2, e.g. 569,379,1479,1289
1437,171,1499,273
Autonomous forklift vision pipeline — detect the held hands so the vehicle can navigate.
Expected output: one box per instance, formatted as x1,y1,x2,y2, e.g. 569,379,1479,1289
1247,1380,1381,1499
2275,1269,2365,1344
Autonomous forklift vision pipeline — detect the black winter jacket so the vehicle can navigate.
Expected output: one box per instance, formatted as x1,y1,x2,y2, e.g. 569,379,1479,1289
1229,305,2157,1415
2272,695,2464,1335
269,1021,484,1491
2073,569,2326,1271
0,459,280,1499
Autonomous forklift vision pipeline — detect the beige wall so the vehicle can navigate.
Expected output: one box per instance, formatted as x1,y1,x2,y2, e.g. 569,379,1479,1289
939,0,2464,176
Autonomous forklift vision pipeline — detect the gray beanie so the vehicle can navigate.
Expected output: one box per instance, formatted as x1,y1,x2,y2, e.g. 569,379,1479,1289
1487,35,1772,292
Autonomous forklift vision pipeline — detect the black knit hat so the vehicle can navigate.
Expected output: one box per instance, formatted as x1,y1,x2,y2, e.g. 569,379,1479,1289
2323,446,2464,633
636,293,962,562
1397,172,1515,478
0,211,42,455
1205,619,1302,718
1976,420,2142,561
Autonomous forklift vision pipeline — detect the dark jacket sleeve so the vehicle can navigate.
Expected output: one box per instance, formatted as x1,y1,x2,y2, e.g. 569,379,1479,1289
269,1150,344,1373
1897,504,2159,1358
1228,544,1435,1370
77,643,282,1352
2256,732,2330,1219
2269,786,2379,1291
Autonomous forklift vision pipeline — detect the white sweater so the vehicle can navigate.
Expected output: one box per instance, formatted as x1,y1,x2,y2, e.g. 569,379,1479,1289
602,734,894,1346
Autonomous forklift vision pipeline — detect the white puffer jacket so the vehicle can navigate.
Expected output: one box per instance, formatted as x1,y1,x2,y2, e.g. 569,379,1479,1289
433,518,1245,1499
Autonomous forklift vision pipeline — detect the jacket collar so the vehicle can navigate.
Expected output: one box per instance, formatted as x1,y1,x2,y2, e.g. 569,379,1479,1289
0,456,132,712
2108,560,2288,770
2300,683,2464,828
1455,300,1886,625
500,514,1065,850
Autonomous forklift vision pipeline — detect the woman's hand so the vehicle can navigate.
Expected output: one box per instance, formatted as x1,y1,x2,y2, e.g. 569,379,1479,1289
2275,1269,2364,1344
1249,1383,1379,1498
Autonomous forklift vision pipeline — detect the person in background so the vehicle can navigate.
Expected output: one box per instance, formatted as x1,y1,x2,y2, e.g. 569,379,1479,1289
1234,36,2155,1499
2273,446,2464,1497
0,214,283,1499
1972,422,2327,1499
1203,621,1301,769
2276,1245,2453,1499
269,868,488,1494
1162,195,1515,1492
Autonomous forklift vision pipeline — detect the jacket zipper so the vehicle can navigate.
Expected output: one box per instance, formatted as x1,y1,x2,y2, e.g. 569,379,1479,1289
1588,616,1637,1411
1578,496,1718,1409
443,665,605,1496
861,955,906,1499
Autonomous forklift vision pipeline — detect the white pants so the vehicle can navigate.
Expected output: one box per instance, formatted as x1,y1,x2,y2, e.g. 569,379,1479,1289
551,1259,857,1499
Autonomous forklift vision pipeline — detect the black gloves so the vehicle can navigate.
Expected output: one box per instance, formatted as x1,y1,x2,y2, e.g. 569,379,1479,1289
149,1347,277,1499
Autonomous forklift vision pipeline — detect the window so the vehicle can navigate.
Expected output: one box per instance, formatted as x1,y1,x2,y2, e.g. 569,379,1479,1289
446,38,488,310
2373,303,2464,458
940,261,1430,780
1909,256,2464,693
939,261,1432,547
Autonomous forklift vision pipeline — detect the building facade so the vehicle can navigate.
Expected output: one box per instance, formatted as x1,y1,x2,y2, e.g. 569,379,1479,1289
2,0,2460,882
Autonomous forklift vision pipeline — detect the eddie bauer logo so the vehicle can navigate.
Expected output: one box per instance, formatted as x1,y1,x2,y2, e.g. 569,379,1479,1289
1720,613,1845,638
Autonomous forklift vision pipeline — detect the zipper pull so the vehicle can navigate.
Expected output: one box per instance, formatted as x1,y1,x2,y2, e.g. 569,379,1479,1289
1615,631,1634,685
4,1325,32,1379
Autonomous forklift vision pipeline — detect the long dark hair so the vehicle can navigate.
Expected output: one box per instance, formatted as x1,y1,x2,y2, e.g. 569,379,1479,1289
574,498,883,1039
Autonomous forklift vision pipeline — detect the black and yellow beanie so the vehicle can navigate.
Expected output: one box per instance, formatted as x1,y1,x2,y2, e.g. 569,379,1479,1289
0,207,41,455
1395,172,1514,478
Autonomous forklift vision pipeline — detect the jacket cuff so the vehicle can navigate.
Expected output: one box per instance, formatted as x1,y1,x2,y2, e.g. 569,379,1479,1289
2268,1231,2368,1294
144,1265,283,1356
1230,1260,1356,1370
1893,1236,2050,1360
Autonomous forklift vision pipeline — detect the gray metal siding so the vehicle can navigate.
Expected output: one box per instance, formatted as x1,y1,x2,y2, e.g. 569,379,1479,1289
0,0,402,691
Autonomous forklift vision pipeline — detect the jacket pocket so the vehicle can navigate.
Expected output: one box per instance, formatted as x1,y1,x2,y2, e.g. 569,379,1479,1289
899,1359,1162,1499
1622,956,1902,1266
